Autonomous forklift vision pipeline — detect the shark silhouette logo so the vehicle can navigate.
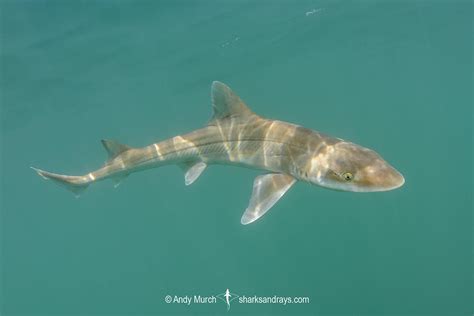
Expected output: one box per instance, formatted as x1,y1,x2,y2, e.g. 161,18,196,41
216,288,239,311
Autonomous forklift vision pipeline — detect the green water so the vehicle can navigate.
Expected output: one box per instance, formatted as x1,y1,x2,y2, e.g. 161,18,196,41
1,1,472,315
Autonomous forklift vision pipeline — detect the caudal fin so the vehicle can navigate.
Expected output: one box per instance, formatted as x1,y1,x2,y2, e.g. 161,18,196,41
31,167,89,197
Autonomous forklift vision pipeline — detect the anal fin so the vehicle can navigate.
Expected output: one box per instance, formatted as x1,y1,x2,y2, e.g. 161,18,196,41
112,174,128,188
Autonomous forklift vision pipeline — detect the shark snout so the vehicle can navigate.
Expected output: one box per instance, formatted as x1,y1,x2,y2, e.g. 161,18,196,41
363,163,405,191
382,167,405,190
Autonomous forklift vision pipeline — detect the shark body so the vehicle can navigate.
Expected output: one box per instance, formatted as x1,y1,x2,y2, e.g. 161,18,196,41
33,81,404,224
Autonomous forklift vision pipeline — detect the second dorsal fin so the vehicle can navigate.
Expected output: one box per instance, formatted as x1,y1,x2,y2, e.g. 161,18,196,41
209,81,255,125
101,139,131,160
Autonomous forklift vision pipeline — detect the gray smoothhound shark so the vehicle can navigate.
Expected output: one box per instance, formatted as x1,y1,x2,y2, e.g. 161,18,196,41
32,81,404,225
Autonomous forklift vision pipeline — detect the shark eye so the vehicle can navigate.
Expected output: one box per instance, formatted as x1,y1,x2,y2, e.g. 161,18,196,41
343,172,353,181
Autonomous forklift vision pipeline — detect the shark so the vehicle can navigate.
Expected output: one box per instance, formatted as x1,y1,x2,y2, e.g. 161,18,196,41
224,289,231,310
32,81,404,224
216,288,239,311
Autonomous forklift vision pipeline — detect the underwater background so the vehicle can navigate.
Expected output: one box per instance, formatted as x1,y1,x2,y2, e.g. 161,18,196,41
1,0,472,315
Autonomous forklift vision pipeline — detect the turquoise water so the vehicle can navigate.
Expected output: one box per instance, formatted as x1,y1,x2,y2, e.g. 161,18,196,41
1,1,472,315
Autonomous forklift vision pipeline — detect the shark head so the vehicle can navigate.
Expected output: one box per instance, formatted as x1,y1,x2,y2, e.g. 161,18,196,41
308,141,405,192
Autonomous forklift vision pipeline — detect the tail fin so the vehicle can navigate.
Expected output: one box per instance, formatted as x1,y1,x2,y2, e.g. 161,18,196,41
31,167,89,197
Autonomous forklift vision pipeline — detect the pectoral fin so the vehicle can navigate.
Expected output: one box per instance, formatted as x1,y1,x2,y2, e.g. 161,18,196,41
111,174,128,188
241,173,296,225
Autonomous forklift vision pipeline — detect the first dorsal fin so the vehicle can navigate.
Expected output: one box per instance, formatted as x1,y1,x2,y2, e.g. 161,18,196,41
209,81,255,125
101,139,131,160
